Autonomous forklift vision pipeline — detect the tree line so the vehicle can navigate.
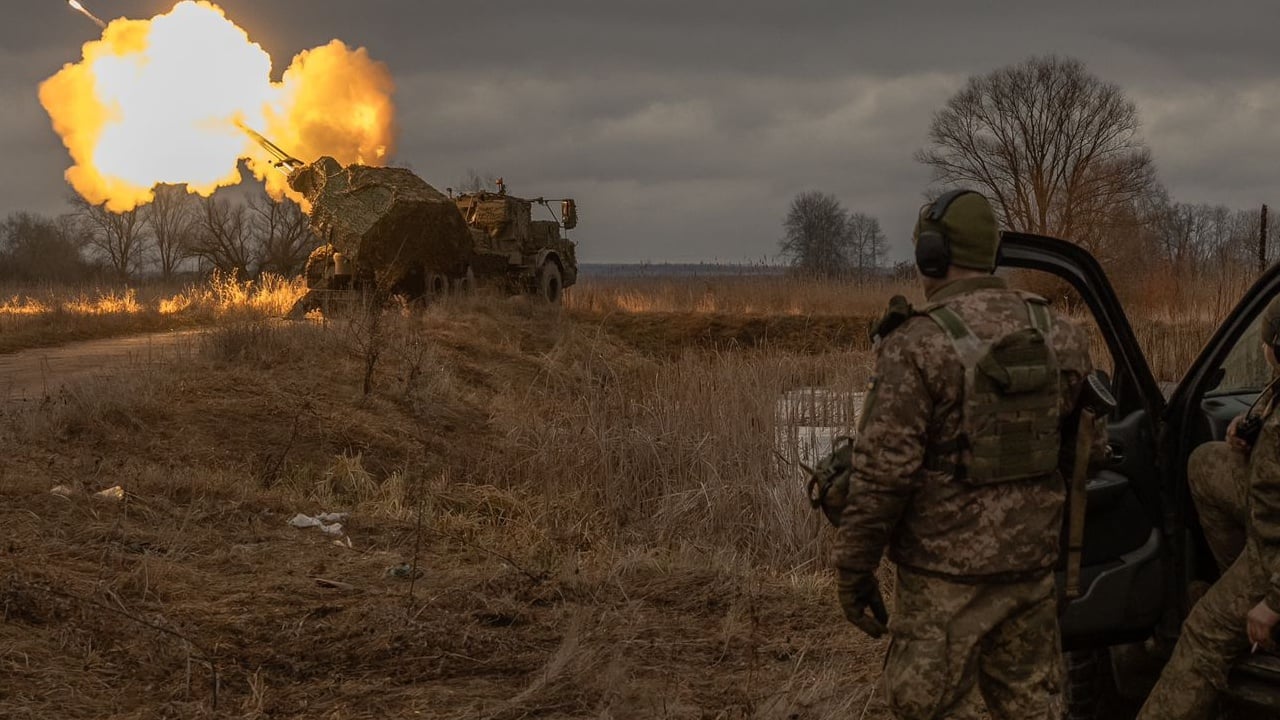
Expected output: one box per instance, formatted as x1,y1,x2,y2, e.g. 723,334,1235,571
917,55,1275,295
1,184,317,284
779,191,887,278
781,55,1278,293
5,57,1274,290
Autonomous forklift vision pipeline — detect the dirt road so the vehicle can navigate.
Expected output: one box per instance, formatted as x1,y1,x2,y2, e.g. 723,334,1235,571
0,330,203,401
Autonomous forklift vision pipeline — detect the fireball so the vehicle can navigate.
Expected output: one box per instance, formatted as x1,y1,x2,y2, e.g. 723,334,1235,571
40,1,396,212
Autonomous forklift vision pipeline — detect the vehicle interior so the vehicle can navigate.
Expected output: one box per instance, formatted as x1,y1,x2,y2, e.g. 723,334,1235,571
1176,310,1280,705
1054,337,1164,649
1003,232,1280,713
1189,316,1269,577
999,234,1167,649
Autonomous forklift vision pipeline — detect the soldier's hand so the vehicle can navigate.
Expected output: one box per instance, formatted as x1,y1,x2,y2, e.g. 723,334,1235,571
836,569,889,638
1228,414,1251,450
1247,600,1280,650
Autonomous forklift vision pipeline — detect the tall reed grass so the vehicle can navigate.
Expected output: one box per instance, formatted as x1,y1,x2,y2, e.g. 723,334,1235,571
0,273,306,353
481,345,873,569
567,273,920,317
569,270,1249,383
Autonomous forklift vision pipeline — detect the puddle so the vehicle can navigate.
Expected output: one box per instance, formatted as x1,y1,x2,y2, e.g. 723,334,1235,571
775,387,865,466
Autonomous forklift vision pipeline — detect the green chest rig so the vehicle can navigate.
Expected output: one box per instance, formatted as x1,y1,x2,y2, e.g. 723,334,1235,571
925,296,1062,484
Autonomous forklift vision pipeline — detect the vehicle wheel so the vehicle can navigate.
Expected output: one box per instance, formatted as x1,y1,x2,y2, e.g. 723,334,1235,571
452,266,476,294
536,262,563,304
426,273,449,299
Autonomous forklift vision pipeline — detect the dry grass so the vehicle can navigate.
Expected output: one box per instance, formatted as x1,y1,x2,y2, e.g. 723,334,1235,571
0,296,890,718
567,273,918,317
568,271,1244,383
157,273,305,320
0,266,1264,717
0,273,306,354
488,344,869,568
1,264,1238,383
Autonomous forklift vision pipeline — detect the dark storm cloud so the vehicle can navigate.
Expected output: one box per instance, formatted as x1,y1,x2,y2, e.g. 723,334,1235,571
4,1,1280,261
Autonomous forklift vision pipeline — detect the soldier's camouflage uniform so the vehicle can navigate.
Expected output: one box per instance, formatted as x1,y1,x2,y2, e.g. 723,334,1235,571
1137,380,1280,719
833,275,1104,720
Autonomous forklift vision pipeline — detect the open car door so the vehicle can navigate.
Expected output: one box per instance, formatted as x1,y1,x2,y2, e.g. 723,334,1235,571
1161,256,1280,708
999,232,1167,648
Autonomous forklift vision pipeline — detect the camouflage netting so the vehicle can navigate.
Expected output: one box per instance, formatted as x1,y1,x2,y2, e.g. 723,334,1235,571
289,157,473,281
458,194,531,243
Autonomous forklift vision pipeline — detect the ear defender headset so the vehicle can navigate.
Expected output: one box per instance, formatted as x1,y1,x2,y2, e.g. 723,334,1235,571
915,189,979,279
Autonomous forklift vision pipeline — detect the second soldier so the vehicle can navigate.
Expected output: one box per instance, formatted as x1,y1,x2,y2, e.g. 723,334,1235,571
831,190,1107,720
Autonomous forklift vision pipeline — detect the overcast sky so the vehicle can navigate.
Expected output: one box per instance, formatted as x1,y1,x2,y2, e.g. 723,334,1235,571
4,1,1280,263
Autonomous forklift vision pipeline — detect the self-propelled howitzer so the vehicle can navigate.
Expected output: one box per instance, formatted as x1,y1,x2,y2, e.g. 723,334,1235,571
239,125,579,314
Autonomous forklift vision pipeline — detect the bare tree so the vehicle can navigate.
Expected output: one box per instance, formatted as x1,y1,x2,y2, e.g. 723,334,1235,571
146,184,195,280
1154,201,1214,271
189,194,254,277
0,211,93,282
248,191,316,276
847,212,887,275
72,196,150,279
779,191,853,276
916,56,1156,244
1142,200,1268,274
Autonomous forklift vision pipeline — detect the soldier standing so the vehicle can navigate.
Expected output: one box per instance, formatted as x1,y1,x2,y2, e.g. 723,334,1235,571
1136,298,1280,718
832,190,1105,719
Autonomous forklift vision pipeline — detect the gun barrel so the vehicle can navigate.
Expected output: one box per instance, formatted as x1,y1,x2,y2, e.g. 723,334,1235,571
235,120,304,174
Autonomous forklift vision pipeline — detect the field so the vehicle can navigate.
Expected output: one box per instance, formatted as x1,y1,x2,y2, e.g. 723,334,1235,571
0,271,1238,718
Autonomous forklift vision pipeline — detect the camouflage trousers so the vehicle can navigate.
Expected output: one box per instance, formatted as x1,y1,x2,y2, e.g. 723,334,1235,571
1188,441,1251,572
1137,441,1264,719
882,567,1064,720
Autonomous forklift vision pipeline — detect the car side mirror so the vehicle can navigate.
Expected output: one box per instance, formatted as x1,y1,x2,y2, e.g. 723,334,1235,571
1205,367,1226,393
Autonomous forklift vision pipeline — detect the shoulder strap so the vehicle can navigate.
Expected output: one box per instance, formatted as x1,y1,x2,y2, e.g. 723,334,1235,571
1026,299,1052,334
924,304,981,480
1025,298,1060,382
928,305,986,367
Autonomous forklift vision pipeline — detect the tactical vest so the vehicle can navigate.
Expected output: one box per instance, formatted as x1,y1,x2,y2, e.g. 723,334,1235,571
925,297,1061,485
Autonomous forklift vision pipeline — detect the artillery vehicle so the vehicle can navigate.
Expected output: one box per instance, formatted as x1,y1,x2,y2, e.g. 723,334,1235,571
446,178,579,303
240,125,579,314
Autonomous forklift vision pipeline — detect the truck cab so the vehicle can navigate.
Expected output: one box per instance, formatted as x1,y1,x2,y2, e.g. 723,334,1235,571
453,183,579,303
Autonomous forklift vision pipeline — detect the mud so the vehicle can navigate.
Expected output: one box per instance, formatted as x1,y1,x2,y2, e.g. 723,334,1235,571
0,329,201,401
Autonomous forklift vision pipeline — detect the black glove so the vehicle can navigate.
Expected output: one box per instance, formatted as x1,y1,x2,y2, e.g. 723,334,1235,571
837,569,889,638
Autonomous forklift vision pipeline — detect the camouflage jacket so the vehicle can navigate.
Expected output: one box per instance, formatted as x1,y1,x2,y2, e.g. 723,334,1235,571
1245,382,1280,611
832,276,1105,581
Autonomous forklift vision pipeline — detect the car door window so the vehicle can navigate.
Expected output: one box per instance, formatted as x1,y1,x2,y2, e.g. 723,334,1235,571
1208,314,1272,396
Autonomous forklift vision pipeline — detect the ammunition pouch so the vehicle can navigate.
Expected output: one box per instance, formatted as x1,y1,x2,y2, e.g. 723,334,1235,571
806,437,856,527
926,298,1062,486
